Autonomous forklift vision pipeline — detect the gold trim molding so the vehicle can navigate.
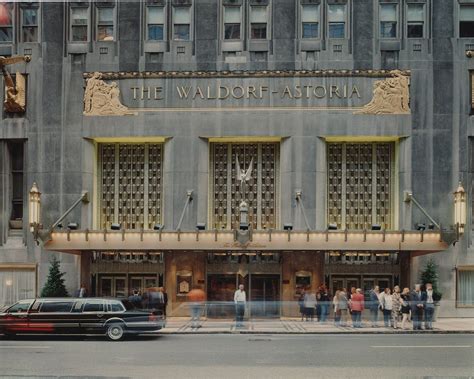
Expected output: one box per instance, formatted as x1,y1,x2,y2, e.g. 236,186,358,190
83,69,411,80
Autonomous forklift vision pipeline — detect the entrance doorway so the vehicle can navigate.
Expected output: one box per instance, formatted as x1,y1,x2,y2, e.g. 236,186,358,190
100,276,127,298
206,273,280,318
331,275,393,300
250,275,280,318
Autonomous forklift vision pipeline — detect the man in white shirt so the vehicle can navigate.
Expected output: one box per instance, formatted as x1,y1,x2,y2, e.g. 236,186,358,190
424,283,435,330
234,284,246,327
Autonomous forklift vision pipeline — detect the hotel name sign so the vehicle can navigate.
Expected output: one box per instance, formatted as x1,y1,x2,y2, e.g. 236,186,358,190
83,70,410,116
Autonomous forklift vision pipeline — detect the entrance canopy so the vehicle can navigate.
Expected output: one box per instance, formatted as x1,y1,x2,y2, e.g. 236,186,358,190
44,230,448,255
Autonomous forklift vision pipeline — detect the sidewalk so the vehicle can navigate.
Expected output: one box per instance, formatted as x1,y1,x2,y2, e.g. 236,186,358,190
160,317,474,334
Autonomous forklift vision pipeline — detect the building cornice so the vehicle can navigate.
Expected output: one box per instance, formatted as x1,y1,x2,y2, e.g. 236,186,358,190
83,69,411,80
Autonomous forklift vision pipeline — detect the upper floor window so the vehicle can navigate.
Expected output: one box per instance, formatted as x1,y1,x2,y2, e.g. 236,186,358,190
250,6,268,39
70,6,89,42
407,3,424,38
380,3,397,38
460,4,474,38
173,6,191,40
224,6,241,40
0,2,13,43
21,5,39,42
301,4,320,39
97,6,115,41
328,4,346,38
147,6,165,40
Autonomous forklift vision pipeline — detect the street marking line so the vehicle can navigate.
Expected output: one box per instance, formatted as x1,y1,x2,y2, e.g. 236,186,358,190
0,346,51,349
371,345,472,348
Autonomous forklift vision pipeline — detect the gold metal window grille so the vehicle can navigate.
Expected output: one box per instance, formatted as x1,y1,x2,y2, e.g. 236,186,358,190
99,143,163,230
210,143,279,230
327,142,393,230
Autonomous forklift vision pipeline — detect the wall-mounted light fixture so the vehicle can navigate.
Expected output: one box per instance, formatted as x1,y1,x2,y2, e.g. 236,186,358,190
454,182,466,234
28,182,89,244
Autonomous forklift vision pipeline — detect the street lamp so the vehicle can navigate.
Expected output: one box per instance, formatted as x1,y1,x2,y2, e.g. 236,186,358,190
454,182,466,234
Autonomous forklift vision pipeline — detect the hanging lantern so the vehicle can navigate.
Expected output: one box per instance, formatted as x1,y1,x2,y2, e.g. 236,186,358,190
29,182,41,231
454,182,466,234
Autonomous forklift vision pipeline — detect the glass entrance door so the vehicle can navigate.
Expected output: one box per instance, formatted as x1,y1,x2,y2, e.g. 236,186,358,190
250,274,280,318
99,276,127,297
207,274,237,318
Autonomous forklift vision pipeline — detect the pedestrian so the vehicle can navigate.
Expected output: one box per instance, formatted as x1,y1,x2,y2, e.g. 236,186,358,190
400,287,411,330
319,287,330,323
188,286,206,328
349,287,357,326
159,287,168,318
75,283,87,298
333,290,341,326
304,290,317,321
298,288,306,321
424,283,436,330
410,284,426,330
148,287,164,311
391,285,402,329
234,284,246,328
337,288,349,327
380,287,393,327
350,288,364,328
368,285,380,327
128,289,142,309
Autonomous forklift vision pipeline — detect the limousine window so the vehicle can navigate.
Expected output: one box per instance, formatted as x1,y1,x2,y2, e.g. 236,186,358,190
83,301,104,312
29,301,42,313
108,301,125,312
40,301,74,313
7,300,33,313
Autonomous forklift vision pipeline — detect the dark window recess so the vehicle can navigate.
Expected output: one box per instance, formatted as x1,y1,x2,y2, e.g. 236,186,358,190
174,24,190,40
40,302,74,313
407,23,423,38
251,23,266,39
8,142,24,225
148,24,164,40
381,50,398,70
380,22,396,38
329,23,345,38
224,23,240,39
302,22,319,38
251,51,267,62
460,22,474,38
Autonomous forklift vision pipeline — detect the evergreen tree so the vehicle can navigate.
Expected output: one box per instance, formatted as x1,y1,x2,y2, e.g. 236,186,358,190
41,256,69,297
419,258,442,301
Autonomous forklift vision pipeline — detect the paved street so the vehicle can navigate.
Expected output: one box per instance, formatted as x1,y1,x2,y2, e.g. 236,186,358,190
0,334,472,379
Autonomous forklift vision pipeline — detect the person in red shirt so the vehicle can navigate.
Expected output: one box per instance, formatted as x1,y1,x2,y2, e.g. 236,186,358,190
350,288,365,328
188,286,206,328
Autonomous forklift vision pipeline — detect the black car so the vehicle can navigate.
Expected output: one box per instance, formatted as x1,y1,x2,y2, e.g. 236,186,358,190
0,298,165,341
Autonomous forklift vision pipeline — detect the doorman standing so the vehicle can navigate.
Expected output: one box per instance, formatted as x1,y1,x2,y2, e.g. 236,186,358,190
234,284,246,327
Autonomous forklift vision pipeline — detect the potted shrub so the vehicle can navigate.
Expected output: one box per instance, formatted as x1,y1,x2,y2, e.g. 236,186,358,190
419,258,442,320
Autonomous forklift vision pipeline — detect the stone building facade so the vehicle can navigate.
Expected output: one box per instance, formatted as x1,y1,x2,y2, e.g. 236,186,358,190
0,0,473,317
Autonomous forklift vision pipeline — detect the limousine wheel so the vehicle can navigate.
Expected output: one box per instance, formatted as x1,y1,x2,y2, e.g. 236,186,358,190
106,323,125,341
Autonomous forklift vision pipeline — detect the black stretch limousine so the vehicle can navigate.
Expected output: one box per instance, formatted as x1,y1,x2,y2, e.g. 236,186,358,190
0,298,165,341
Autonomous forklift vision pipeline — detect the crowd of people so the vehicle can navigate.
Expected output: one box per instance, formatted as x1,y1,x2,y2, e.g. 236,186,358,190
298,283,439,330
128,286,168,317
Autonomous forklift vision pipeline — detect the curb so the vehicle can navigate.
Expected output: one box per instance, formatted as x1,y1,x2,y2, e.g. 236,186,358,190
158,330,474,335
